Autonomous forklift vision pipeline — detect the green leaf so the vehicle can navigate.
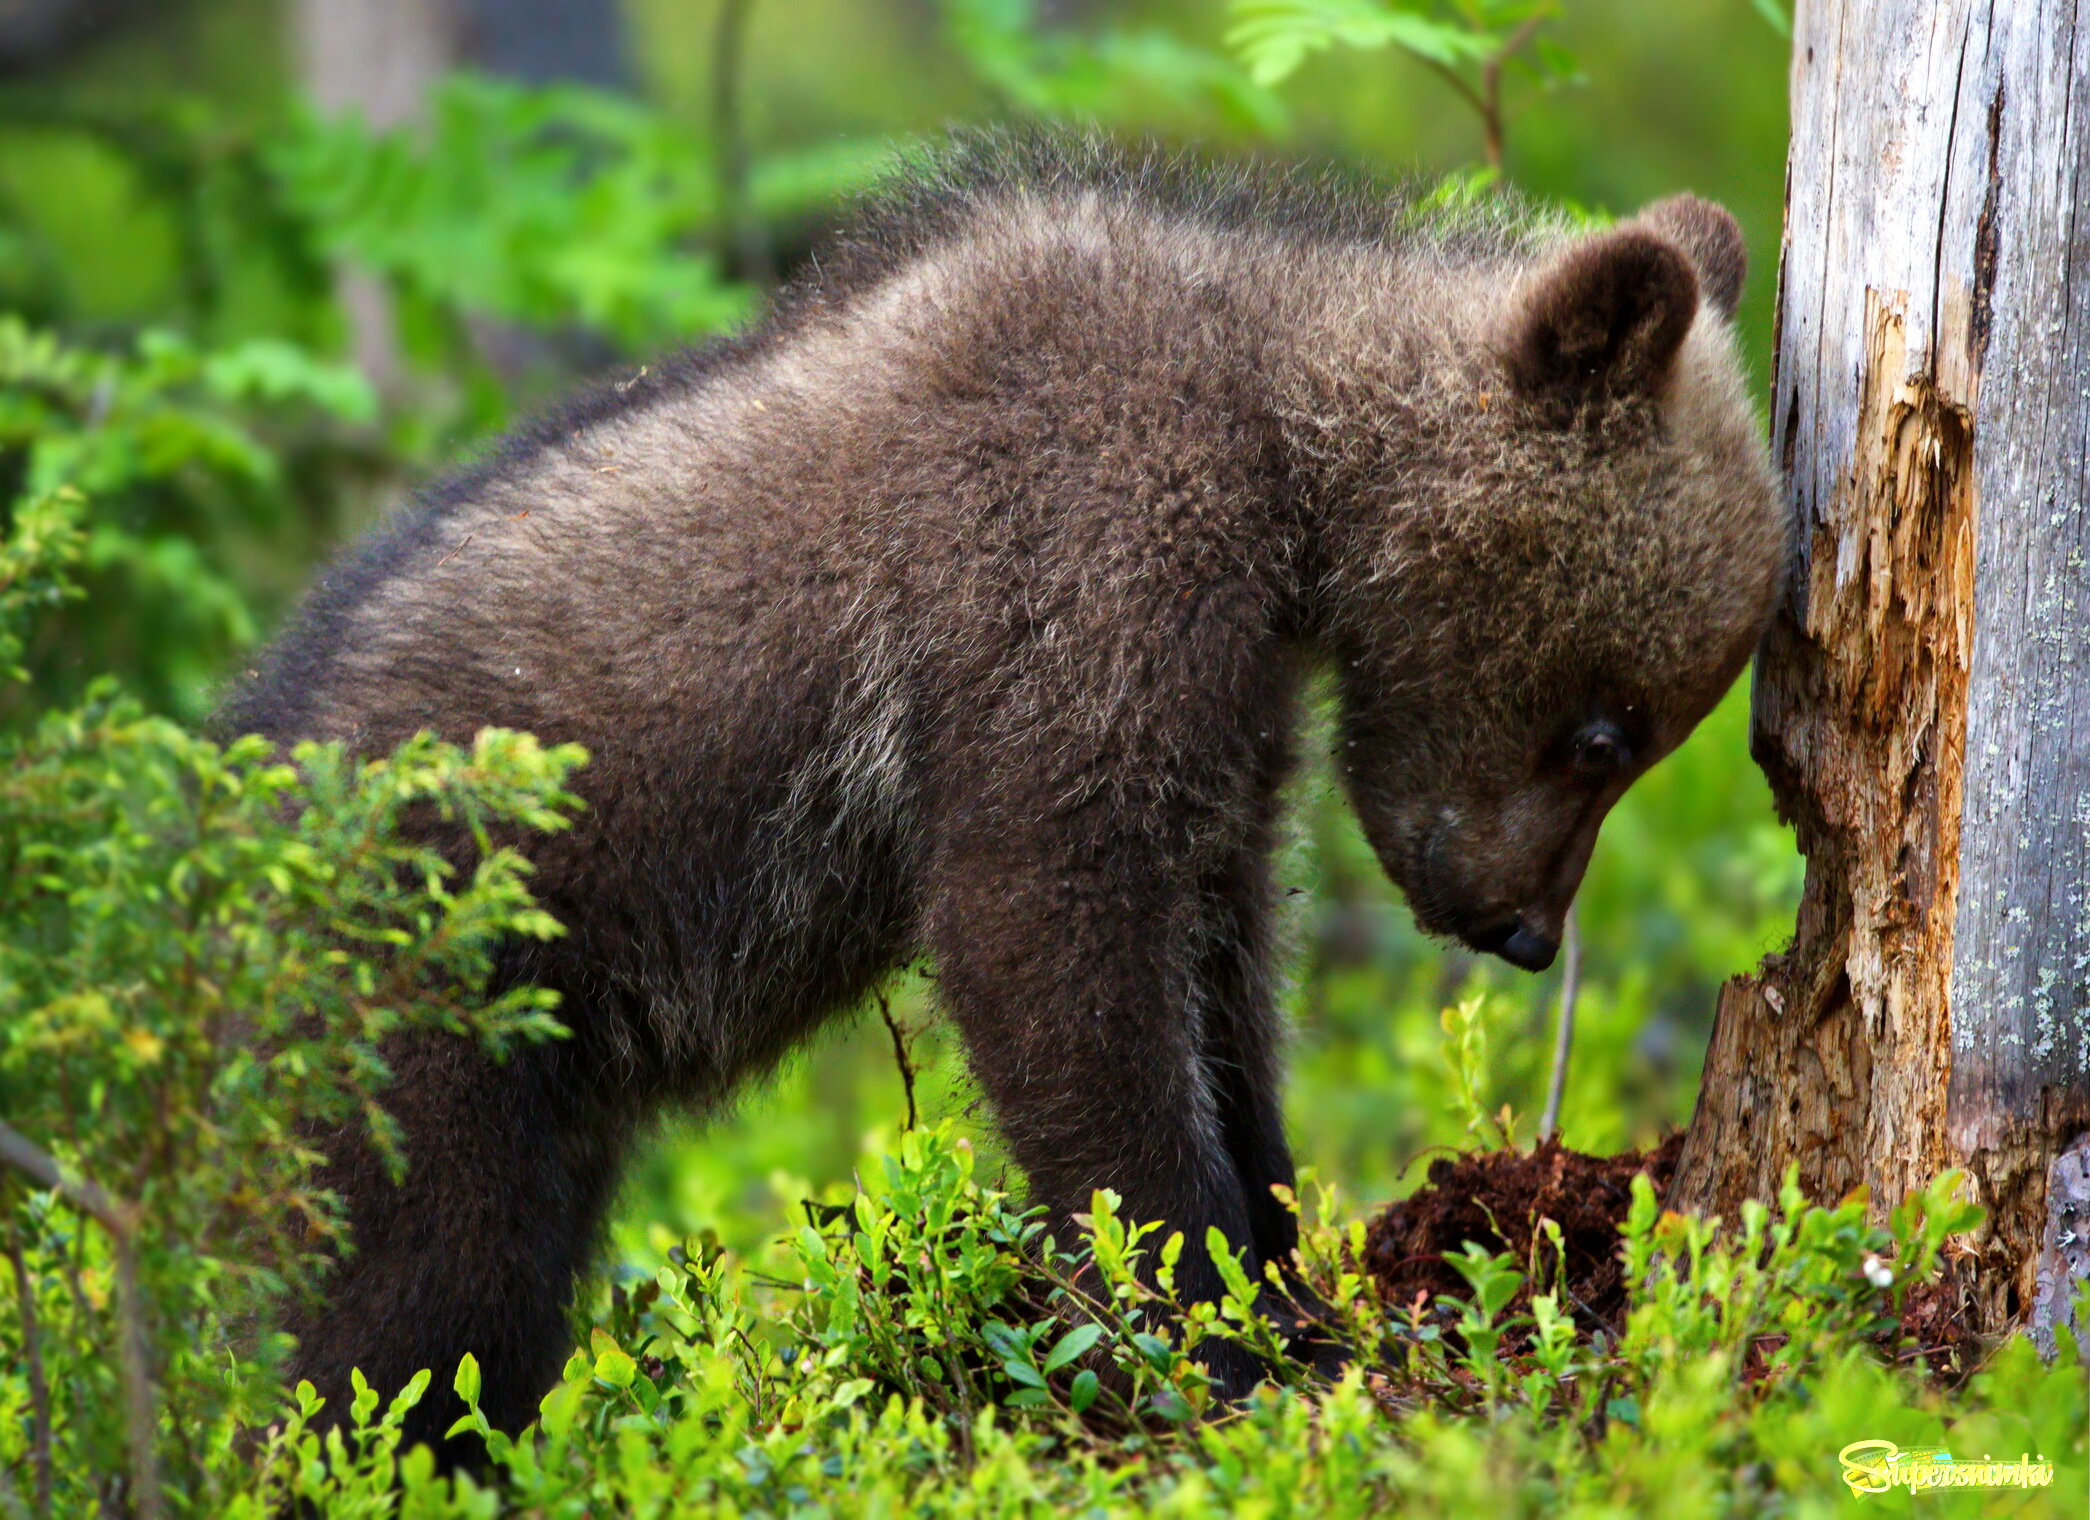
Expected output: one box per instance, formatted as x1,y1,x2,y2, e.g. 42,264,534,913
453,1351,482,1407
349,1367,378,1426
390,1367,432,1417
1226,0,1492,86
1132,1332,1174,1373
1068,1369,1101,1413
538,1379,584,1437
1447,1241,1523,1321
1375,11,1493,68
1001,1358,1048,1391
1527,36,1584,87
1748,0,1792,38
1041,1322,1104,1374
1146,1385,1193,1421
831,1377,876,1408
1206,1226,1259,1308
594,1346,637,1389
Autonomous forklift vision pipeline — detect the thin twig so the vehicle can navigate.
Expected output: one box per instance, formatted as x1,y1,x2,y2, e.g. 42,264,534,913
3,1229,52,1518
0,1121,161,1520
728,1324,767,1421
1538,907,1581,1142
875,989,919,1132
711,0,773,287
109,1238,157,1520
0,1122,137,1242
1477,12,1548,172
1416,56,1487,121
56,1238,93,1340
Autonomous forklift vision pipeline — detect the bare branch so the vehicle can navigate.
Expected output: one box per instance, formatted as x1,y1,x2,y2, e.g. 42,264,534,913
108,1237,159,1520
1478,12,1548,173
1539,908,1581,1142
0,1121,138,1237
1415,55,1486,121
2,1229,51,1518
875,988,919,1132
0,1121,160,1520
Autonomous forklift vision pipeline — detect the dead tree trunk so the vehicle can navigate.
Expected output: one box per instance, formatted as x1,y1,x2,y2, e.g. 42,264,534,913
290,0,460,392
1671,1,2090,1343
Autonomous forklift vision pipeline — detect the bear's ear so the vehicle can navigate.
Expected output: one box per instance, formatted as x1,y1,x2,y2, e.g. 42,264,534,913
1635,193,1745,319
1502,227,1698,410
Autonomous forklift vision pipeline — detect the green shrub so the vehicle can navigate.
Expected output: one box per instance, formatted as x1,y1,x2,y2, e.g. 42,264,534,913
191,1123,2084,1516
0,322,586,1517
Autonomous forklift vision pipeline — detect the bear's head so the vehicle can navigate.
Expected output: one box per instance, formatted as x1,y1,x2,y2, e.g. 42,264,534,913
1321,195,1786,971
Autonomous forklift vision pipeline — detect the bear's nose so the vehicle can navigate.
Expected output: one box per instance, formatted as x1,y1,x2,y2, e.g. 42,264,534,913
1468,920,1518,955
1496,925,1559,972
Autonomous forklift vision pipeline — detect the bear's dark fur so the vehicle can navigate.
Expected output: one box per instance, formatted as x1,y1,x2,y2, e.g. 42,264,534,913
221,134,1785,1450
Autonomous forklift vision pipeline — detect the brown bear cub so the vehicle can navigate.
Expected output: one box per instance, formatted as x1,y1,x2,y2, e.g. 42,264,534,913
222,134,1785,1451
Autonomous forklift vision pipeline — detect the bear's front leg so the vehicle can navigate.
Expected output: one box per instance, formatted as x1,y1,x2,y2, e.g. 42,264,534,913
924,815,1271,1401
1195,842,1351,1379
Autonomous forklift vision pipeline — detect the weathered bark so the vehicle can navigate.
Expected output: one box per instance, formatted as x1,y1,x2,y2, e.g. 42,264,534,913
1672,0,2090,1340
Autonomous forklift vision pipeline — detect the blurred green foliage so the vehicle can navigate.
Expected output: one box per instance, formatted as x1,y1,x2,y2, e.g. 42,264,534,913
276,77,743,346
0,316,374,718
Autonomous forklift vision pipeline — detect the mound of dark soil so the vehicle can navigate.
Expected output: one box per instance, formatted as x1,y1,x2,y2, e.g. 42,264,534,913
1356,1135,1975,1382
1360,1134,1684,1335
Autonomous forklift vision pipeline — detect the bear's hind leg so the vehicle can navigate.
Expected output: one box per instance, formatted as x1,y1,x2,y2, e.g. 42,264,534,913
286,1034,626,1464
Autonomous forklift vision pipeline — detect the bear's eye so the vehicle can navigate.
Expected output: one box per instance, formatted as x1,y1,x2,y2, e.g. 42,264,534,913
1570,722,1632,781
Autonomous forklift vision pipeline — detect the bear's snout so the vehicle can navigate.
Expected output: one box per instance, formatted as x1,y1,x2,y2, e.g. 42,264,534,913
1465,917,1560,972
1496,924,1559,973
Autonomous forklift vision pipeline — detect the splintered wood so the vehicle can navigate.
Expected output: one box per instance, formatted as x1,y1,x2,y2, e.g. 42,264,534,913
1672,2,2090,1336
